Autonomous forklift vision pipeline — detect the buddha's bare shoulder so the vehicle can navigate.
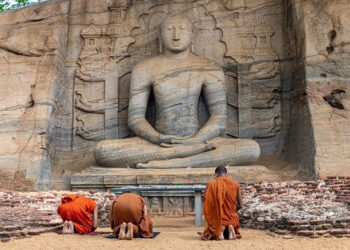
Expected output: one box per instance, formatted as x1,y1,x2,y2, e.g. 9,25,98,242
190,54,225,81
133,55,165,70
190,53,222,69
131,57,158,74
132,54,221,73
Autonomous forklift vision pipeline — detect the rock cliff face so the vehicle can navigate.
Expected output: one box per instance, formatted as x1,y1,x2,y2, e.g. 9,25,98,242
0,0,349,190
283,0,350,178
0,0,70,190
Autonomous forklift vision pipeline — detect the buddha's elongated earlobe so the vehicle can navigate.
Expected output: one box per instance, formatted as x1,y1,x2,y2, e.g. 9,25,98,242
191,28,195,53
158,25,163,53
159,37,163,53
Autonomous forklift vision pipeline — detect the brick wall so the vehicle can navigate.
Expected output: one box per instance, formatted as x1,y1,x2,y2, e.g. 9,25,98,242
240,177,350,238
0,177,349,242
0,191,116,242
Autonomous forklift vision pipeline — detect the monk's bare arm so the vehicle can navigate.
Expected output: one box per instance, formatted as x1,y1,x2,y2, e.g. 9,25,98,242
144,205,149,216
128,64,161,144
236,186,243,211
92,206,98,231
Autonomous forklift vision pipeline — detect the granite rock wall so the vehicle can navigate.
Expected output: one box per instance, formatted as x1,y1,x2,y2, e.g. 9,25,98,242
283,0,350,178
0,0,70,190
0,0,349,190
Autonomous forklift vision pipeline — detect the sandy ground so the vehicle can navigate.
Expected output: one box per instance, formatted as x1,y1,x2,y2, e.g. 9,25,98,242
2,217,350,250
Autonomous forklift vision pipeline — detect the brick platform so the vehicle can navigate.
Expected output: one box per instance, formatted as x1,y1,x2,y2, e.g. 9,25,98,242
0,177,349,242
240,177,350,238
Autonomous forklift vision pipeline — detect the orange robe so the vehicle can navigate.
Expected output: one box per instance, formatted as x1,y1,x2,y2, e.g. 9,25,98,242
57,194,96,234
110,193,153,238
202,176,242,240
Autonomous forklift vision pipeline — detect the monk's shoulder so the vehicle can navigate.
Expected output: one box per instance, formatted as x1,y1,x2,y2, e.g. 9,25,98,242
77,196,96,206
206,178,218,188
119,192,141,201
227,177,239,188
219,176,237,186
57,203,63,213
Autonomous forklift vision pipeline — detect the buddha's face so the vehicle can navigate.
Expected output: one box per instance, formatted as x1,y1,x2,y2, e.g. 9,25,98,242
161,15,192,53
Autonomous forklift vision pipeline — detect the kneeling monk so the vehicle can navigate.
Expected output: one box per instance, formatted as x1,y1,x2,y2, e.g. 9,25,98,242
202,166,243,240
110,193,153,240
57,194,98,234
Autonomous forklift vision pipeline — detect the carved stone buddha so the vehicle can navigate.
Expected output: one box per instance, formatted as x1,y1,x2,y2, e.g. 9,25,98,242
94,14,260,169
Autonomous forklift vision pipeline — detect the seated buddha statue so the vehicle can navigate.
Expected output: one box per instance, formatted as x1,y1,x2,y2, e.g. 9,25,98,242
94,14,260,169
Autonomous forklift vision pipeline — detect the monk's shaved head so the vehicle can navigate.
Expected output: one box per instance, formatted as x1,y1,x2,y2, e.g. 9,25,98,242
215,166,227,177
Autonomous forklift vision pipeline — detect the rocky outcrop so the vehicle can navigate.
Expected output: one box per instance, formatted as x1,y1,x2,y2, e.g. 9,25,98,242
283,0,350,178
0,0,349,190
0,0,70,190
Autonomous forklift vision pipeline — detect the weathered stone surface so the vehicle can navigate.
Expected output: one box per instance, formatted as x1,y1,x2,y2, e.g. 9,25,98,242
70,165,285,190
0,0,349,189
0,0,70,190
283,0,350,178
0,0,285,189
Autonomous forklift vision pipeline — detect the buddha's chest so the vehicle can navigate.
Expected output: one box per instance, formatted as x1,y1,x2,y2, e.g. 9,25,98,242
152,71,204,100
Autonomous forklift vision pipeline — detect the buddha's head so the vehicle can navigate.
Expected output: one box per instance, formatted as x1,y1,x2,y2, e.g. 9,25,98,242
160,14,193,53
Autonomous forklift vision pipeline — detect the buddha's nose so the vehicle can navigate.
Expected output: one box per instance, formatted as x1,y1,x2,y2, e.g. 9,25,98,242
172,28,180,41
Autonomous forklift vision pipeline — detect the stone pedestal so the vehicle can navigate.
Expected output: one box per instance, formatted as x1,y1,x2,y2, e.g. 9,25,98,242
71,165,283,191
71,165,291,216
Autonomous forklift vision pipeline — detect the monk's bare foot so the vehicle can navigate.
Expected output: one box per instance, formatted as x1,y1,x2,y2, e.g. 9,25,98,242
126,222,133,240
217,226,225,240
62,221,69,234
228,225,236,240
68,221,75,234
199,231,212,240
118,222,126,240
218,226,225,240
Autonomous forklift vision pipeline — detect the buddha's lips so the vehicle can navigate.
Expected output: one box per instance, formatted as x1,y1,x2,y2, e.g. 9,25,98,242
171,42,182,46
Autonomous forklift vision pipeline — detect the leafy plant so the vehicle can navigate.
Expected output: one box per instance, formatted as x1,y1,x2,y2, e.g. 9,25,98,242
0,0,10,12
0,0,46,12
